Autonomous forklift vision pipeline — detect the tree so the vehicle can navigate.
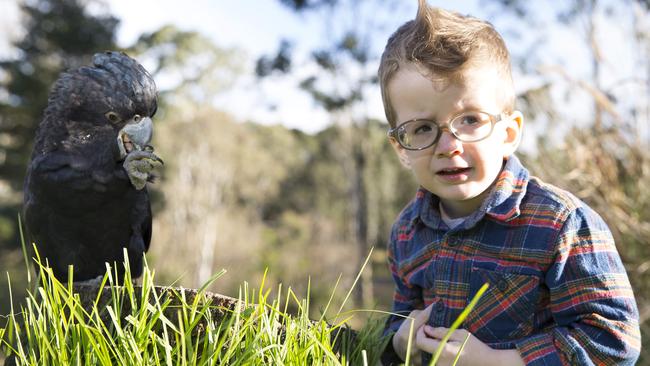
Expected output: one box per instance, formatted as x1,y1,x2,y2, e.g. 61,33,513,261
0,0,119,247
126,25,245,109
261,0,412,309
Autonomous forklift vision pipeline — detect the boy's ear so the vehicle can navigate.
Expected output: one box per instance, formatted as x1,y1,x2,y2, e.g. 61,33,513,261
502,110,524,157
389,137,412,169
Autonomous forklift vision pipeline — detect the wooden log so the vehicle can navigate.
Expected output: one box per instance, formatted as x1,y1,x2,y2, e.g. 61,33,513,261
71,283,358,351
72,283,242,327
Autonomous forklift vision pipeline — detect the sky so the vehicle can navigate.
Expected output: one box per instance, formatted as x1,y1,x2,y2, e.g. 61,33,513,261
0,0,644,142
108,0,347,132
104,0,423,133
0,0,479,133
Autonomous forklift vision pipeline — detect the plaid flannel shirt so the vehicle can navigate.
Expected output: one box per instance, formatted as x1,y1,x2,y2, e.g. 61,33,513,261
383,155,640,365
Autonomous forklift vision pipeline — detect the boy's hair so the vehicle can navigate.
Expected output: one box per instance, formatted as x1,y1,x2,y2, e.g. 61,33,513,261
379,0,515,127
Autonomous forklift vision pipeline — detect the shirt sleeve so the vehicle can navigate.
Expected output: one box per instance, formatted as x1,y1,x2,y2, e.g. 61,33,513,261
384,221,425,335
515,206,641,365
381,222,425,365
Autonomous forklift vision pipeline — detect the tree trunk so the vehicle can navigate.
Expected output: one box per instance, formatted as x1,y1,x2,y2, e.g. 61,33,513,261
351,125,373,309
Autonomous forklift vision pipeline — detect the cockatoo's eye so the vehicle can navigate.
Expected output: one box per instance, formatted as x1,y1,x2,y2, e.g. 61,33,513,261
105,111,121,124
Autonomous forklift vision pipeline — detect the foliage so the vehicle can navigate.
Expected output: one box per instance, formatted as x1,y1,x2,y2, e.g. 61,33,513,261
148,105,414,317
126,25,245,106
278,0,338,11
268,0,407,113
262,0,414,309
0,0,118,199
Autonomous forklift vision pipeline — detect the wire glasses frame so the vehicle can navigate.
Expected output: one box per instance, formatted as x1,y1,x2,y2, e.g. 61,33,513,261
387,110,507,151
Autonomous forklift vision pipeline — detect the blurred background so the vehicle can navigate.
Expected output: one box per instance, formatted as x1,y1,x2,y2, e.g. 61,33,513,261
0,0,648,362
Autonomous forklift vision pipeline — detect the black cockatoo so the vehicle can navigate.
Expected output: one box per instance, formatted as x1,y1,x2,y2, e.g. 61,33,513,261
23,51,163,283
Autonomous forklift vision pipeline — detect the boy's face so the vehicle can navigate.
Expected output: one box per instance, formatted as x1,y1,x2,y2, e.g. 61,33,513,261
387,64,523,218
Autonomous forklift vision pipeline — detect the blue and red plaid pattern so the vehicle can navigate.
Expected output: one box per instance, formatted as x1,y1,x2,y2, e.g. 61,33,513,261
384,155,640,365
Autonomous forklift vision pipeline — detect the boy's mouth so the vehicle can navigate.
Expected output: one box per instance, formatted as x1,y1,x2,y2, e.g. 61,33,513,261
436,167,471,176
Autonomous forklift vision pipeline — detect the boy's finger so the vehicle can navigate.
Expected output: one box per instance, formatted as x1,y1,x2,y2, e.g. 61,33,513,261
425,326,452,340
415,326,441,353
401,309,421,334
413,303,433,326
424,326,469,342
423,325,439,338
408,309,421,319
419,327,465,357
403,306,432,333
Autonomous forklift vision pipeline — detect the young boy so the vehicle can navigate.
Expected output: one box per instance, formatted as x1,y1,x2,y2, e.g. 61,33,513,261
378,1,641,365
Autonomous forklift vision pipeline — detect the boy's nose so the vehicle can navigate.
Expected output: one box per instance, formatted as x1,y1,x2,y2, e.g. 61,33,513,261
435,129,463,157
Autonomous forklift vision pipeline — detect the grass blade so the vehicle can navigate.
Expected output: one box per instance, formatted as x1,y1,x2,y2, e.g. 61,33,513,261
429,282,489,366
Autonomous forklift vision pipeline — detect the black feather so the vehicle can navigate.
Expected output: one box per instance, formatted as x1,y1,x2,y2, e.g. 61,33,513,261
23,51,158,282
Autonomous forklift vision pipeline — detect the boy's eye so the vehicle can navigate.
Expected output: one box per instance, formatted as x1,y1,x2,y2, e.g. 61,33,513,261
459,114,480,125
455,112,493,127
413,124,433,134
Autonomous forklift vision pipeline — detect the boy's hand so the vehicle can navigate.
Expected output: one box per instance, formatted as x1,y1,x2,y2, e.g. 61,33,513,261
393,304,433,364
416,326,525,366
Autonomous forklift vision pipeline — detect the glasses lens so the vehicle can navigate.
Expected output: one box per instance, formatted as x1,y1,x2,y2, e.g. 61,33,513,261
450,112,494,142
398,120,439,149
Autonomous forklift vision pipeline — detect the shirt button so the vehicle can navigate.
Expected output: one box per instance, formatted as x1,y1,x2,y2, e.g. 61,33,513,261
435,300,444,312
497,279,509,291
447,238,458,247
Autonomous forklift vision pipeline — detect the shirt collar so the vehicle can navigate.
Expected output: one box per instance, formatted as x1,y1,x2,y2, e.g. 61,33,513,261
417,154,530,229
481,154,529,222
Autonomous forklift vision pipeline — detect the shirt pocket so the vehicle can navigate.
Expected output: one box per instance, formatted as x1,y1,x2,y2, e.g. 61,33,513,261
464,267,540,342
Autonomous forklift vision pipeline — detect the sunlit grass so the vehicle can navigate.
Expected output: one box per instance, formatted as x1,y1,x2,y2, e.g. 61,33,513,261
0,247,391,366
1,243,486,365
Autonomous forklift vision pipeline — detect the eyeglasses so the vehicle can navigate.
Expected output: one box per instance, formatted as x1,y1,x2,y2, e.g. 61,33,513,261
387,111,506,151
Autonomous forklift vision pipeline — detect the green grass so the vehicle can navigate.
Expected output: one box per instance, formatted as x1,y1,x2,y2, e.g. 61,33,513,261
0,247,391,366
0,246,486,365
